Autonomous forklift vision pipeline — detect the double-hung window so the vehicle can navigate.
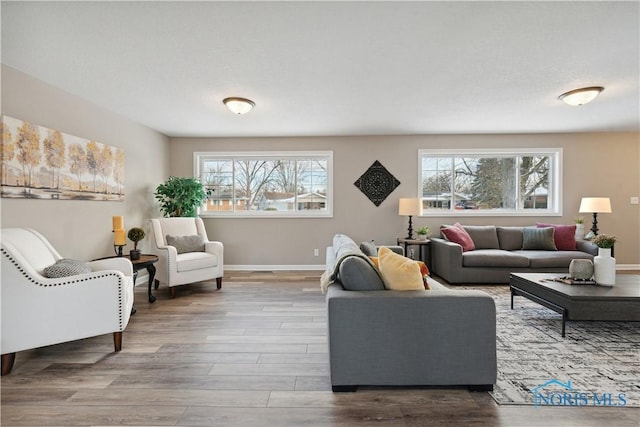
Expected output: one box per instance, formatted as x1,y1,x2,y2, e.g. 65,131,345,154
195,151,332,217
418,148,562,216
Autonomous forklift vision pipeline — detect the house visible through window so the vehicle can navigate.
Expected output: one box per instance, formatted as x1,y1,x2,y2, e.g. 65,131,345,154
195,151,332,217
418,148,562,216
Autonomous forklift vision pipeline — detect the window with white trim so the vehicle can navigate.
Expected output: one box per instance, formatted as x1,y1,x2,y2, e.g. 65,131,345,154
418,148,562,216
195,151,332,217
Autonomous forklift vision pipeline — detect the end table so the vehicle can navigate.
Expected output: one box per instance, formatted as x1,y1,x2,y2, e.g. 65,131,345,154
125,254,159,303
397,238,432,269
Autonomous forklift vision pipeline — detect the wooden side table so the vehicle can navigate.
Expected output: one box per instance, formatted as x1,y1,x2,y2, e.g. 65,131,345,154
125,254,159,303
397,238,432,269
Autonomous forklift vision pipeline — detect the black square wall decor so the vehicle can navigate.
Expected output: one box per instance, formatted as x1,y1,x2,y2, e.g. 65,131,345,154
354,160,401,207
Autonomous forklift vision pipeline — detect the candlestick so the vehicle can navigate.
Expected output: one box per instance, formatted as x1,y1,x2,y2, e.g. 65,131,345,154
114,229,126,246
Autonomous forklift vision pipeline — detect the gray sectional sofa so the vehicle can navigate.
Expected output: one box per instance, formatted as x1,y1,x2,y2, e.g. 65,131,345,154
431,225,599,284
323,234,496,392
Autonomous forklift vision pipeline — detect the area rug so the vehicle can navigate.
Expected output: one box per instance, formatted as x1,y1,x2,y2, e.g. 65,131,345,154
485,288,640,407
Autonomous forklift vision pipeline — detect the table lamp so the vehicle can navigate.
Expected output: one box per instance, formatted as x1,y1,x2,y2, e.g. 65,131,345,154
578,197,611,236
398,198,422,239
112,215,126,256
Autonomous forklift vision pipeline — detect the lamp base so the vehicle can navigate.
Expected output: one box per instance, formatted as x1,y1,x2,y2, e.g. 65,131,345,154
406,215,414,240
590,212,599,236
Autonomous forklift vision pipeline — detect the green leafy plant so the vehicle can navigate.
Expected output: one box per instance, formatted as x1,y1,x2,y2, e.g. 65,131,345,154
592,234,616,248
154,176,209,217
417,226,430,236
127,227,145,250
574,216,584,224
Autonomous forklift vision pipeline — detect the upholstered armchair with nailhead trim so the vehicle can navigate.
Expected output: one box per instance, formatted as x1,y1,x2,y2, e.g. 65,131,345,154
0,228,135,375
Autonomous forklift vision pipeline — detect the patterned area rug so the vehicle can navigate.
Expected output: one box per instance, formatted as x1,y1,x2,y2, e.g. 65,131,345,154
485,287,640,406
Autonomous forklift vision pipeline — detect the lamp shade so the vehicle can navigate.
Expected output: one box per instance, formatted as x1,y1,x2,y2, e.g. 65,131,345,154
558,87,604,106
579,197,612,213
398,198,422,216
223,97,255,114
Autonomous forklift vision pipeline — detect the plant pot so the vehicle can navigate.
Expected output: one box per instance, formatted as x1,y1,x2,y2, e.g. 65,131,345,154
575,223,585,240
416,234,427,241
594,248,616,286
129,249,141,261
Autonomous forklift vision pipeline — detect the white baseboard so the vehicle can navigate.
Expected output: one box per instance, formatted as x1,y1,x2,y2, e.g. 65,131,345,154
225,264,325,271
617,264,640,271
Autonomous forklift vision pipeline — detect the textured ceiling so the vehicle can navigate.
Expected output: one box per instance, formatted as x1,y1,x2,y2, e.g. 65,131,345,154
2,1,639,137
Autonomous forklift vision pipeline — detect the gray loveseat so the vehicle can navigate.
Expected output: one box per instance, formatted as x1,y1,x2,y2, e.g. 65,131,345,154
431,225,599,284
323,234,496,392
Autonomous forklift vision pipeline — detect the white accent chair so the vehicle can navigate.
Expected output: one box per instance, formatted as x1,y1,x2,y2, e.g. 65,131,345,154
0,228,135,375
149,217,224,298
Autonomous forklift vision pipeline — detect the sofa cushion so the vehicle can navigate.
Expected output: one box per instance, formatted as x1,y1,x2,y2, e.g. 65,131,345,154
176,252,219,272
462,249,530,268
441,223,475,252
514,250,593,268
359,240,377,257
522,227,557,251
166,234,205,254
496,226,524,250
463,225,500,249
338,256,386,291
537,223,577,251
378,246,425,291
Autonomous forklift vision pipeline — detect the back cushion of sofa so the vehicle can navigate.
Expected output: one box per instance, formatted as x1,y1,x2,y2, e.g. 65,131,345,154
463,225,500,249
338,257,386,291
497,226,524,250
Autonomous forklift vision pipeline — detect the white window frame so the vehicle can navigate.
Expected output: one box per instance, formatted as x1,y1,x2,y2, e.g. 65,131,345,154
418,148,563,217
194,151,333,218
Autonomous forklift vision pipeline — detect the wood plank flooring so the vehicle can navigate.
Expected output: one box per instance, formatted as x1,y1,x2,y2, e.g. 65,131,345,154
2,271,638,426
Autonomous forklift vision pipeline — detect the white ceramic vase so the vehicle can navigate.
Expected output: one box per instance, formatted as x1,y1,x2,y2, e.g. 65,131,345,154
593,248,616,286
575,224,585,240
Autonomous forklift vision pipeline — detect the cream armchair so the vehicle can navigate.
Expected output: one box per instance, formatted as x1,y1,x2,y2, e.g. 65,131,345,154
0,228,135,375
149,217,223,298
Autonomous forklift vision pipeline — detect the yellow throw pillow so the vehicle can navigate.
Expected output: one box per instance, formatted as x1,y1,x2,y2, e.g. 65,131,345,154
378,246,425,291
368,256,380,270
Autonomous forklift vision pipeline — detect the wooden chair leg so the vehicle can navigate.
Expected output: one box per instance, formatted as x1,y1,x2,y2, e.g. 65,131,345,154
169,287,176,299
113,332,123,352
216,277,222,289
2,353,16,376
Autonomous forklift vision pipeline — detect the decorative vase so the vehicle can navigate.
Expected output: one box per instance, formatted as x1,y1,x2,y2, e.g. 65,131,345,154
575,224,585,240
569,259,594,280
593,248,616,286
417,234,427,241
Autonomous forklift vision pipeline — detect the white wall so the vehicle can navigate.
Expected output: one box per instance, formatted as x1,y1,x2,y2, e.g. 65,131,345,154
1,66,170,259
170,133,640,268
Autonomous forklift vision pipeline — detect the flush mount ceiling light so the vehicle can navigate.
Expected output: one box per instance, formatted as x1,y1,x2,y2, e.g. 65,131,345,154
223,97,255,114
558,86,604,106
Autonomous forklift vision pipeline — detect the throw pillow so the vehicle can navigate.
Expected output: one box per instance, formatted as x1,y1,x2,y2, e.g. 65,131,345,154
378,246,425,291
368,256,380,270
359,240,378,257
166,234,205,254
416,261,431,290
536,223,577,251
43,259,91,278
441,223,476,252
463,225,499,249
522,227,557,251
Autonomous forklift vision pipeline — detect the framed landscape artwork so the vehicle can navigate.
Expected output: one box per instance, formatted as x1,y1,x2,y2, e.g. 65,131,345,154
1,115,125,201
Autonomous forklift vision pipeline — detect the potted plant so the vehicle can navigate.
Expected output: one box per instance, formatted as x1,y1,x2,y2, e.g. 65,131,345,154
574,216,585,240
416,226,430,240
127,227,145,260
154,176,209,217
591,234,616,286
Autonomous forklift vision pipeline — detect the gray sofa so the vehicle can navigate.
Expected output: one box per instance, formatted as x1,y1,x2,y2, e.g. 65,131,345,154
324,234,496,392
431,225,599,284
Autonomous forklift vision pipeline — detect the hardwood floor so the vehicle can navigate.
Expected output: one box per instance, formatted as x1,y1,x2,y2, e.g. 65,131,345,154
1,271,638,426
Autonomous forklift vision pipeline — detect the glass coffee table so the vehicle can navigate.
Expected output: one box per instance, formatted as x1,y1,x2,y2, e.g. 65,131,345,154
510,273,640,337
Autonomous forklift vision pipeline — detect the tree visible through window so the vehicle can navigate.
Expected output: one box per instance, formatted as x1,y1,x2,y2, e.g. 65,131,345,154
195,152,332,217
419,148,561,215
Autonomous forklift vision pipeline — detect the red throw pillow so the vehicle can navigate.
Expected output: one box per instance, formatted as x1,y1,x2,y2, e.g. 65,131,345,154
536,223,577,250
441,223,476,252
